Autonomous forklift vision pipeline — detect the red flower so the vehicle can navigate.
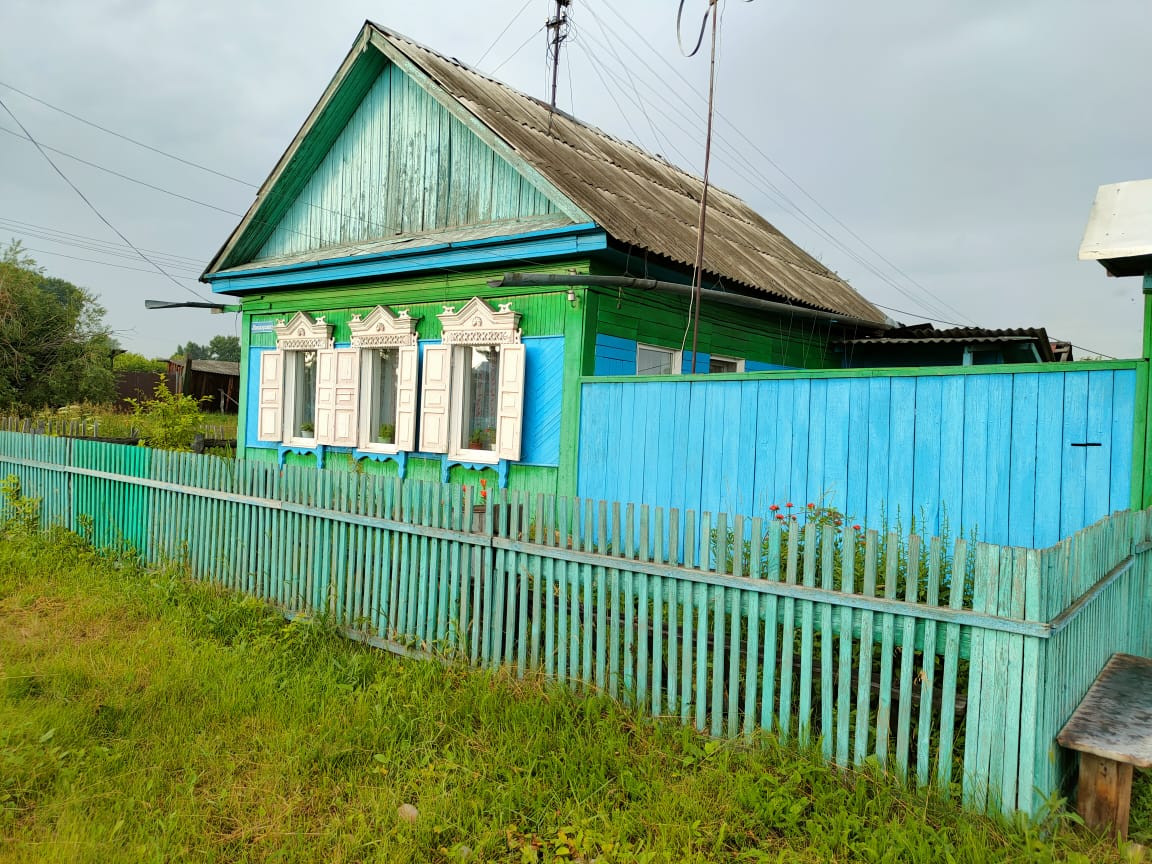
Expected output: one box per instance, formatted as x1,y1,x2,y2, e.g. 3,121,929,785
775,514,785,520
852,524,861,531
785,501,793,508
769,504,779,512
807,503,815,509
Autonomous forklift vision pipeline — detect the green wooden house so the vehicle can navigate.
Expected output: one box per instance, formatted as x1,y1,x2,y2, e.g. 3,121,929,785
201,21,886,498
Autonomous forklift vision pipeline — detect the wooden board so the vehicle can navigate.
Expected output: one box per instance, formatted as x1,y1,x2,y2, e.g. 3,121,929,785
1057,653,1152,768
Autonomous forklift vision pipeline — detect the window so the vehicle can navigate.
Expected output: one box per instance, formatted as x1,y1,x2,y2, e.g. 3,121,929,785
708,355,745,374
366,349,399,444
258,312,334,446
637,343,680,376
288,350,318,440
419,298,526,463
349,306,419,451
458,346,500,453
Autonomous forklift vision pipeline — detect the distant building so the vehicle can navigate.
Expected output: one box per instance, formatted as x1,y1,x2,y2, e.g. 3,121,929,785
842,324,1059,367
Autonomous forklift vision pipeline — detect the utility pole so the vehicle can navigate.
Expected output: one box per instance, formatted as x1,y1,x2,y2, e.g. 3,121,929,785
689,0,719,373
546,0,571,112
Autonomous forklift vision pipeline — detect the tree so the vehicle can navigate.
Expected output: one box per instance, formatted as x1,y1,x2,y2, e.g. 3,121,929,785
173,336,238,362
207,335,240,362
113,352,166,374
174,341,210,361
0,242,116,409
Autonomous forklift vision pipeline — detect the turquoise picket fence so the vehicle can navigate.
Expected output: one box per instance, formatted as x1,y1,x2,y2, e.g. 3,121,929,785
0,430,1148,818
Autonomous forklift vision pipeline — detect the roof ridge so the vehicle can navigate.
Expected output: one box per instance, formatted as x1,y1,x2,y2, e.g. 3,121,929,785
367,21,751,208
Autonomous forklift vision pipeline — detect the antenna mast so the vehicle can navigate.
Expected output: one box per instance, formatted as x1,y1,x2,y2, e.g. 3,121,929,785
546,0,572,111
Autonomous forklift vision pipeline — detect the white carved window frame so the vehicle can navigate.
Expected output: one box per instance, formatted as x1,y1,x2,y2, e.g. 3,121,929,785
272,311,333,447
420,297,526,464
349,306,420,454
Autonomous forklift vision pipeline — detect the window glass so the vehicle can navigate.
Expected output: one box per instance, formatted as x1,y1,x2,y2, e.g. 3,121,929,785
291,350,317,439
368,348,399,445
460,346,499,452
637,344,675,375
709,356,740,374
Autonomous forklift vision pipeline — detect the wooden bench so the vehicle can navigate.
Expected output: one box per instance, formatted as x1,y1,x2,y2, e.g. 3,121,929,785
1057,653,1152,840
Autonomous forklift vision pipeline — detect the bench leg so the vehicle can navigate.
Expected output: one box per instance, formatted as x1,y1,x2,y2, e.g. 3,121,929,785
1076,752,1133,840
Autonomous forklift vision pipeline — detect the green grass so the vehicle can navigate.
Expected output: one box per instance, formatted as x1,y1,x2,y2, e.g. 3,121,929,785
0,530,1144,863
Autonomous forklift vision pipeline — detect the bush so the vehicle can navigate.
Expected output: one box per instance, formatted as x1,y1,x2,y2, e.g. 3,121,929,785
128,381,208,451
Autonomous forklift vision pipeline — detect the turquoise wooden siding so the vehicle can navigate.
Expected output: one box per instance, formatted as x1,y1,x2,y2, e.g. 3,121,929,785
256,62,565,261
577,366,1138,547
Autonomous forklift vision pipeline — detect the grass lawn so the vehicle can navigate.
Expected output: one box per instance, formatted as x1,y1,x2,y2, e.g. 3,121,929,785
0,527,1147,863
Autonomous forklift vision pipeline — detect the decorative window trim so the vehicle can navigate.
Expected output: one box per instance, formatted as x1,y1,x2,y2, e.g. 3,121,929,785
419,297,526,463
274,311,333,351
350,306,420,454
349,306,419,349
438,297,522,346
636,342,681,376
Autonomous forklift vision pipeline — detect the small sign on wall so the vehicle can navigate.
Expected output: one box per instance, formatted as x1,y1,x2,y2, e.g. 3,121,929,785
251,320,276,334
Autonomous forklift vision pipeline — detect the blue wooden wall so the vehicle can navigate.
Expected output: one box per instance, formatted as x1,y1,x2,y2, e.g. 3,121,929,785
593,334,793,376
577,366,1138,548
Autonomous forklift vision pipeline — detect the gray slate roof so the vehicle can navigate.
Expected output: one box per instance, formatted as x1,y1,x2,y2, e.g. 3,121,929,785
372,24,885,324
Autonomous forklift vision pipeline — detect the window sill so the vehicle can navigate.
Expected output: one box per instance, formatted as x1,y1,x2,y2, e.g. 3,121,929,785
450,447,499,465
359,442,401,455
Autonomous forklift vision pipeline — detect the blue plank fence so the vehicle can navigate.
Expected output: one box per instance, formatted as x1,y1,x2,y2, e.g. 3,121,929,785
0,431,1149,819
577,364,1139,548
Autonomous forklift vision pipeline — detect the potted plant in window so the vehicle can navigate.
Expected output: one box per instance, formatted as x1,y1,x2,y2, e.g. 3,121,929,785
377,423,395,444
300,422,314,436
468,426,496,450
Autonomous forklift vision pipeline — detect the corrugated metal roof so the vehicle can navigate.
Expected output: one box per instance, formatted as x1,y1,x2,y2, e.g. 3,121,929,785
845,325,1055,360
371,24,884,324
188,360,240,376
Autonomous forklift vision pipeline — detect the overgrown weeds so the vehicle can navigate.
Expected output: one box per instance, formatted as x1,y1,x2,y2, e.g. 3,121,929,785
0,529,1143,862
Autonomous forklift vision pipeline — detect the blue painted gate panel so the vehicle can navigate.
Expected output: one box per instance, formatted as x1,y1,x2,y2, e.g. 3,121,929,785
577,368,1137,546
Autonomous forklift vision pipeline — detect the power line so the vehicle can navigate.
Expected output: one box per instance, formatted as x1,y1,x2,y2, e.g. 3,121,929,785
18,246,202,277
587,0,974,326
0,95,212,302
0,124,243,217
474,0,537,68
3,230,205,272
0,79,257,187
0,216,206,266
576,17,667,156
490,24,548,76
574,13,965,324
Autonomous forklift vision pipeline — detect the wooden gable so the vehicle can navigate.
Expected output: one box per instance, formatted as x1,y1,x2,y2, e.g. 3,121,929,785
207,26,588,274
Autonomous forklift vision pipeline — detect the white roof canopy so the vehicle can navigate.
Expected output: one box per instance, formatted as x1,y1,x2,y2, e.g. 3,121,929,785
1080,178,1152,277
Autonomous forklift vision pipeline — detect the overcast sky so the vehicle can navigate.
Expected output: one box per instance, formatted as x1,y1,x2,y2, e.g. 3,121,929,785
1,0,1148,359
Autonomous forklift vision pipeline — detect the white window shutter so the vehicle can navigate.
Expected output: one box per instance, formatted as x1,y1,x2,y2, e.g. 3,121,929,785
330,348,359,447
257,349,284,442
495,343,526,462
395,345,418,451
314,348,338,445
419,345,450,454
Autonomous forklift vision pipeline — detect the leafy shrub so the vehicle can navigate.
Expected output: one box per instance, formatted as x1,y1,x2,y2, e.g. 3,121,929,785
128,381,209,451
